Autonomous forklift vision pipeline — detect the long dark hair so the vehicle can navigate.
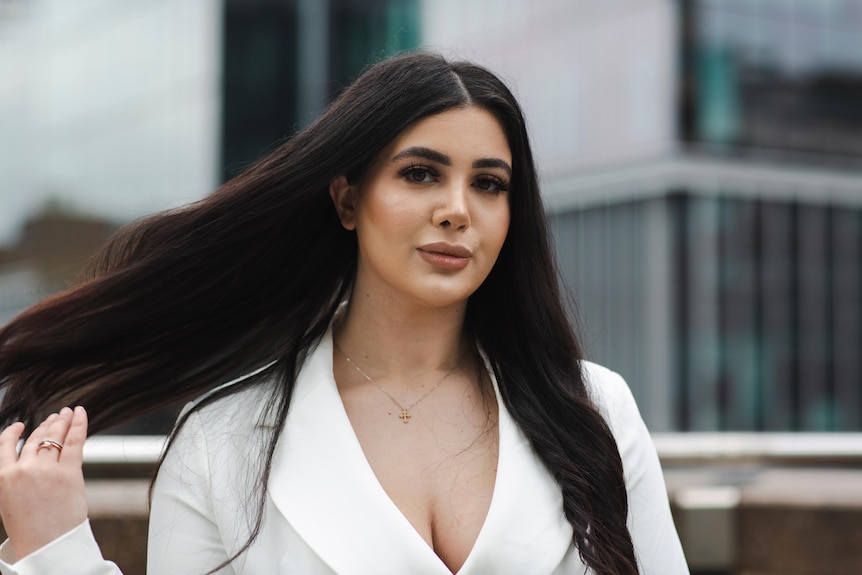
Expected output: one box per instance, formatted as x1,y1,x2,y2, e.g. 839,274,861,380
0,53,637,574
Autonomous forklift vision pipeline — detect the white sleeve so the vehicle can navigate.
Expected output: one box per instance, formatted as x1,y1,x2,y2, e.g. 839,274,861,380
585,364,690,575
0,520,122,575
147,408,235,575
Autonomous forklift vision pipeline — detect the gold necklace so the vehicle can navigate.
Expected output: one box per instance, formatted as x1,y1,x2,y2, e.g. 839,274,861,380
337,346,453,424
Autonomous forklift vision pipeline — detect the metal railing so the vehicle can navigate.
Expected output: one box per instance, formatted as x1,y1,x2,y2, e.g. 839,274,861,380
82,432,862,475
652,432,862,466
82,432,862,573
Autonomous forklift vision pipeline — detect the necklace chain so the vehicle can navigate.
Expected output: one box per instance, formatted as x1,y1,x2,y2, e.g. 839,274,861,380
337,346,453,424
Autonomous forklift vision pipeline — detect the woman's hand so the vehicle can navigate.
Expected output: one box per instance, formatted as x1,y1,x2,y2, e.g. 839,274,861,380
0,406,89,560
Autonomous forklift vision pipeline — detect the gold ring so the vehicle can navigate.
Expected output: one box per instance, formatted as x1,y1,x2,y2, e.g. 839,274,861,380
37,439,63,453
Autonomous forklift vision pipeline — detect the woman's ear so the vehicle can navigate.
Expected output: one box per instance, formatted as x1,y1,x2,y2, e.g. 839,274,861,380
329,175,357,230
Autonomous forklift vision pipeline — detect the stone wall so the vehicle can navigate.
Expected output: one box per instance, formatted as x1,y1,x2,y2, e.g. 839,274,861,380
2,469,861,574
667,467,862,575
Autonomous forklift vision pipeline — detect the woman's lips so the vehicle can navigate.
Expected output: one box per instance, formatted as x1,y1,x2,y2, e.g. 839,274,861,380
417,243,472,270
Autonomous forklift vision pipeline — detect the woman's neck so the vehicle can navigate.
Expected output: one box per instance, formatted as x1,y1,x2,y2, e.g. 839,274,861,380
334,294,470,382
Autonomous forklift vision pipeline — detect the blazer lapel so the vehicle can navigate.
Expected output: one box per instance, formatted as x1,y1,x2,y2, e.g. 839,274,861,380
267,332,575,574
456,358,575,575
267,330,452,575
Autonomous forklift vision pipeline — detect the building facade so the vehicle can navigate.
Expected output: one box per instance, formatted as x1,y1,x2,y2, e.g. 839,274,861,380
2,0,860,432
422,0,862,431
0,0,420,433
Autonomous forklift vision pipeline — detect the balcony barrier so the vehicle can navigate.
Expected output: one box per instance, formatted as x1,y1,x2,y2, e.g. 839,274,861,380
49,433,862,575
82,432,862,472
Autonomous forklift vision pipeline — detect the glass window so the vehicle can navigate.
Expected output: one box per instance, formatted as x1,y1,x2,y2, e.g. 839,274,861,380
221,0,420,179
682,0,862,162
552,193,862,431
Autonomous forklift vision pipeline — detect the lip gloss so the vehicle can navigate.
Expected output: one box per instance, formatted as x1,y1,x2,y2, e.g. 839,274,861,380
417,249,470,270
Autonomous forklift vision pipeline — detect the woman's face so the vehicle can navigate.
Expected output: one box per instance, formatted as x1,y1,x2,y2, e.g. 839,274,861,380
331,106,512,310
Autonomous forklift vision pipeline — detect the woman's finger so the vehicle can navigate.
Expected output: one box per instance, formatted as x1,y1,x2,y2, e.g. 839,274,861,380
59,406,88,467
35,407,74,460
0,422,25,467
18,412,59,459
0,407,89,560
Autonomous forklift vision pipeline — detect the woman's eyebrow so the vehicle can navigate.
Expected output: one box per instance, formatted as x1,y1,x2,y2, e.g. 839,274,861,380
392,146,512,175
473,158,512,176
391,146,450,165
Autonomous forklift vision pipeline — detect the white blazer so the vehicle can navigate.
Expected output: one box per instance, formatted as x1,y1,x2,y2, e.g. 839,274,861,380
0,328,688,574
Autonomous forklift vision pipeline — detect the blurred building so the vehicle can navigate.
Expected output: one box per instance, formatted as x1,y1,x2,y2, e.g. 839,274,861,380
0,1,221,245
220,0,420,179
423,0,862,431
2,0,861,433
0,0,419,244
0,205,117,326
0,0,420,433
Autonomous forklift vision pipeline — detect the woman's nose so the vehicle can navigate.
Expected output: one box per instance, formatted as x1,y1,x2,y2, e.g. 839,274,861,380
433,182,470,231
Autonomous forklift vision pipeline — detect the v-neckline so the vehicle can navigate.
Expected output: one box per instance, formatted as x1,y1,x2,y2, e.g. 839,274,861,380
328,341,505,575
266,328,577,575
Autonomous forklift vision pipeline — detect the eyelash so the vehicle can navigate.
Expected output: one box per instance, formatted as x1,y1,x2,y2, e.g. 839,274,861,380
400,165,438,184
399,165,510,194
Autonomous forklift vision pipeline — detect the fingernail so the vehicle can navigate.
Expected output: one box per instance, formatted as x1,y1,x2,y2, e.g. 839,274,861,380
46,413,58,421
60,406,73,416
74,406,85,415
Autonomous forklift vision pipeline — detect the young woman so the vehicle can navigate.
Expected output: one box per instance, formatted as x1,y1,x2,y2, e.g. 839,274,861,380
0,53,688,574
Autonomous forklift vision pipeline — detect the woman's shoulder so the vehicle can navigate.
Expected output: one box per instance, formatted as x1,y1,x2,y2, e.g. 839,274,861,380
578,360,642,433
580,360,629,403
162,377,278,488
178,372,281,442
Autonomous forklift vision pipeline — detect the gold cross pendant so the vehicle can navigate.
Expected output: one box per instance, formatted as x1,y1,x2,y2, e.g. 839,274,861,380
399,409,411,423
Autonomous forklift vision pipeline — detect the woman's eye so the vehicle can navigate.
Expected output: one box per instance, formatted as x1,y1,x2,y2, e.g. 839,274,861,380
403,167,435,183
475,177,509,194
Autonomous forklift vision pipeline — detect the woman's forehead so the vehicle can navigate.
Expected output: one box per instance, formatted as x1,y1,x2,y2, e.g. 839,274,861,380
382,107,512,166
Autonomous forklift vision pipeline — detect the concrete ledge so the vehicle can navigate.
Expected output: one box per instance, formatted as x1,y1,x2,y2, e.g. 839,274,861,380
87,480,149,575
738,469,862,575
653,432,862,466
3,464,862,573
0,480,149,575
739,504,862,575
90,517,147,575
82,468,862,574
666,467,862,574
